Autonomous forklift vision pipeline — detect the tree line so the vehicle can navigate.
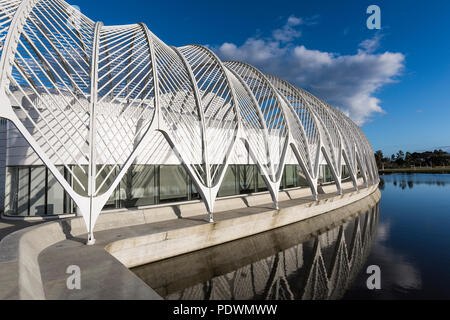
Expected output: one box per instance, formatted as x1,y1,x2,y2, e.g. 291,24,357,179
374,149,450,169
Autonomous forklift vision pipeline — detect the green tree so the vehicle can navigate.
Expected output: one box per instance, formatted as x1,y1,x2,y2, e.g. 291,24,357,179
374,150,384,168
405,152,413,166
396,150,405,166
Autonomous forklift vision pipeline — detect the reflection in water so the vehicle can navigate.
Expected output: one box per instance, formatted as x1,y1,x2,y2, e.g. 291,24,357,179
345,174,450,299
381,173,448,190
133,192,381,300
363,220,420,289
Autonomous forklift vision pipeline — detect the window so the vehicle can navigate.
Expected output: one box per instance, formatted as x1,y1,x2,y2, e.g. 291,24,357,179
72,165,89,198
47,167,65,216
319,165,334,184
97,165,118,210
285,165,296,189
159,165,189,203
189,179,201,201
29,167,46,216
342,165,350,180
218,165,238,197
5,167,20,216
120,165,156,208
256,167,269,192
3,162,313,217
239,165,256,194
295,165,309,187
325,165,333,182
5,166,72,217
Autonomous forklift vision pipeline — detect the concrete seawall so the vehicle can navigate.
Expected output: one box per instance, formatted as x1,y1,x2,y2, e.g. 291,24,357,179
134,189,381,298
106,185,379,268
0,182,379,300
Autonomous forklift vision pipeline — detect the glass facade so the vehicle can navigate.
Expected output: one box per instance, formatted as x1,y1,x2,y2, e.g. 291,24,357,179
5,166,73,217
281,165,308,189
342,165,351,180
318,165,334,184
119,165,157,208
3,164,321,217
218,166,238,197
159,165,189,203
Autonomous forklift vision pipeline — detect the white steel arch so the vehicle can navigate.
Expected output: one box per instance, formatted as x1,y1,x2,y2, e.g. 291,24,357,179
224,61,294,208
266,75,322,199
0,0,379,244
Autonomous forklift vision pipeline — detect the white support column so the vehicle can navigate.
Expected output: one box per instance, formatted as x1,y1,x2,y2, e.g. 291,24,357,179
171,46,215,222
309,106,343,195
289,143,319,200
86,21,102,245
79,24,162,244
225,65,288,210
356,151,369,188
257,72,292,210
320,146,343,195
342,149,359,191
196,45,242,220
272,81,320,201
226,67,273,175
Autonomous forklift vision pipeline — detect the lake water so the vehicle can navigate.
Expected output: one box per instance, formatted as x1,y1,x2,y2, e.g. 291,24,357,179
132,174,450,300
344,173,450,300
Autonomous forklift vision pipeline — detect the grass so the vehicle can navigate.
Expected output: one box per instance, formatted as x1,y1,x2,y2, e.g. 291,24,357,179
379,167,450,174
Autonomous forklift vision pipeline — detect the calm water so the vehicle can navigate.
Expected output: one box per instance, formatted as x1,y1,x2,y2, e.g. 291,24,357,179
344,173,450,300
133,174,450,300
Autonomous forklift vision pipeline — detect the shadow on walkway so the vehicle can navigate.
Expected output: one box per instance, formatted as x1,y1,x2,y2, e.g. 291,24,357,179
0,218,43,242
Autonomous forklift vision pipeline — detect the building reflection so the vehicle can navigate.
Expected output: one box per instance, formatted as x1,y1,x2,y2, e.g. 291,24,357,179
381,174,449,190
133,195,381,300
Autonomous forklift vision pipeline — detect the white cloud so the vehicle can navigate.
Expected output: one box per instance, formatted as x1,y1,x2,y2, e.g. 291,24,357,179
359,33,383,54
272,15,303,42
213,18,405,125
287,16,303,26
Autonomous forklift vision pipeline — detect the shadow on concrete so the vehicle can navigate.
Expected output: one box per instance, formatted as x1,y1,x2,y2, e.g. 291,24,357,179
0,218,43,242
60,220,86,244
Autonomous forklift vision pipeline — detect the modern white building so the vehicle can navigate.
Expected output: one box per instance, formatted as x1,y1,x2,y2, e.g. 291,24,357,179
0,0,379,244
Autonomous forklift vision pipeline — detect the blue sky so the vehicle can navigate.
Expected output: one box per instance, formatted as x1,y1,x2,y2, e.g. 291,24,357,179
71,0,450,157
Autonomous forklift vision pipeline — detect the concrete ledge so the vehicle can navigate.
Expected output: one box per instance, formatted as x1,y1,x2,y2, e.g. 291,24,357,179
285,188,314,200
0,184,377,300
134,189,381,297
321,184,338,193
106,185,378,269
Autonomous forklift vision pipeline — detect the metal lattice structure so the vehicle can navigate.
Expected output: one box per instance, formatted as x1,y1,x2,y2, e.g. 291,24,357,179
0,0,379,244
